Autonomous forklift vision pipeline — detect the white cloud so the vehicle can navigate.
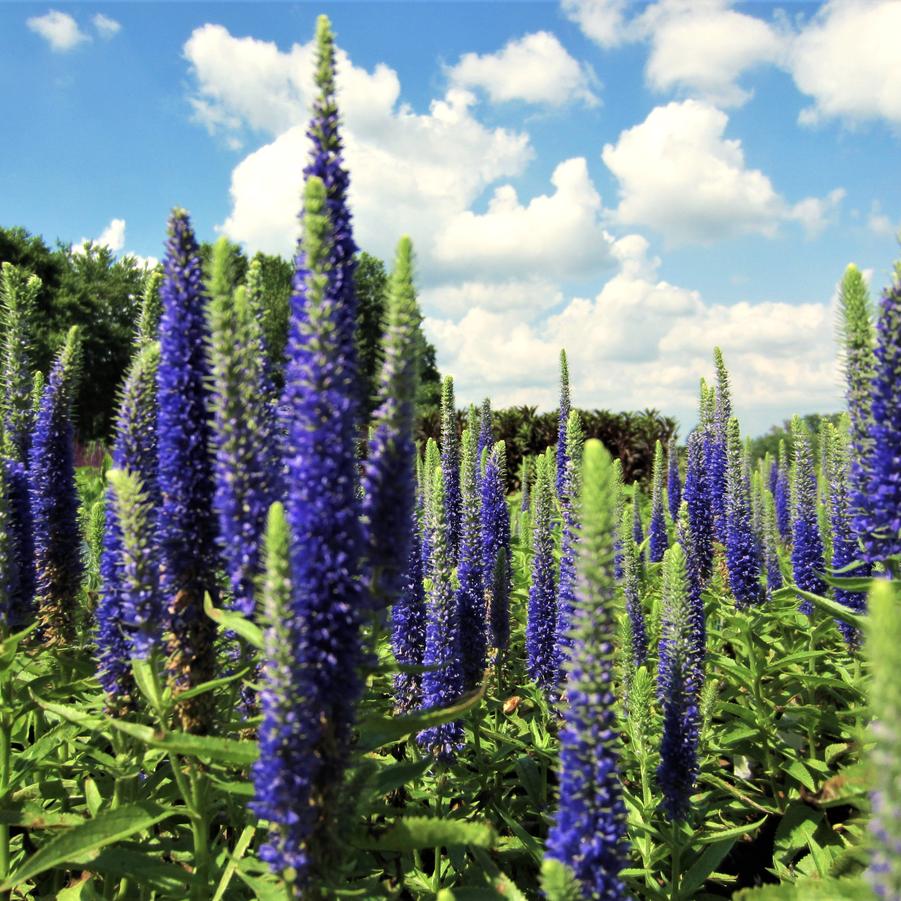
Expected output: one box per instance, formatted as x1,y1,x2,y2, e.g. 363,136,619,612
73,218,127,254
92,13,121,39
27,10,89,52
636,0,788,108
123,253,160,270
185,25,533,265
420,279,563,318
448,31,598,107
432,157,615,279
868,202,900,239
427,245,841,432
561,0,630,48
601,100,782,243
790,0,901,127
788,187,846,238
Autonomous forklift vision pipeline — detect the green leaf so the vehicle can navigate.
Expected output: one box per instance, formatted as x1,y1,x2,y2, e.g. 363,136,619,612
774,803,824,864
108,718,259,765
733,877,875,899
212,824,256,901
0,802,180,890
784,760,818,793
0,802,84,829
68,846,192,895
540,858,582,901
356,684,485,753
697,816,767,845
204,593,264,649
680,839,737,898
355,816,495,851
365,757,432,797
771,586,866,627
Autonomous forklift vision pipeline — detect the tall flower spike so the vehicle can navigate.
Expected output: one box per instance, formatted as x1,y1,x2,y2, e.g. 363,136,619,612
482,441,511,651
707,349,731,542
545,440,630,898
520,455,531,514
666,434,681,522
631,481,644,549
762,489,783,595
0,450,18,631
725,417,763,608
418,465,464,762
0,263,39,463
360,236,420,610
838,264,876,507
649,439,669,563
620,504,648,669
251,502,306,880
137,269,163,346
865,579,901,898
209,239,277,618
791,416,826,614
556,348,571,500
676,501,706,678
852,271,901,563
305,14,358,379
683,429,714,583
527,451,558,694
656,542,703,822
96,342,160,707
5,459,33,629
775,439,791,542
612,458,625,580
391,509,426,714
826,423,868,646
421,437,441,573
457,423,485,690
274,170,366,885
555,410,584,679
440,375,461,557
106,469,162,662
29,326,82,646
477,397,493,480
157,209,219,734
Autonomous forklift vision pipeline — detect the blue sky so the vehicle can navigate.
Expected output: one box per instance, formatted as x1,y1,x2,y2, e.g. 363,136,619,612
2,1,900,434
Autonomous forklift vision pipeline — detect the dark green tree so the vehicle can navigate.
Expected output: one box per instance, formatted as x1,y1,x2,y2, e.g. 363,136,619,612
354,251,388,420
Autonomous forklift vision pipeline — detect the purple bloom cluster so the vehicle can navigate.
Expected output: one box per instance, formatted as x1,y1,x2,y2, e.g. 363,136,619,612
419,465,464,762
790,417,826,615
361,237,419,610
527,452,558,693
683,430,714,583
556,349,571,500
97,343,161,703
5,460,34,629
666,435,682,522
774,440,791,543
477,397,492,482
391,510,426,714
676,503,706,675
649,440,669,563
852,275,901,563
481,441,511,651
827,426,868,646
725,418,763,608
620,505,648,670
29,329,82,645
440,376,461,558
457,423,486,690
156,210,219,730
656,543,703,821
546,440,629,898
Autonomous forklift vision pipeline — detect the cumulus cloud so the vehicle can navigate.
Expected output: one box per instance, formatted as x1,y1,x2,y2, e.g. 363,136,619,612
420,279,563,318
27,10,89,52
601,100,781,243
185,25,533,265
448,31,598,107
791,0,901,127
867,201,900,239
635,0,788,108
561,0,630,49
72,218,127,254
426,237,842,432
92,13,121,39
602,100,842,245
432,158,616,279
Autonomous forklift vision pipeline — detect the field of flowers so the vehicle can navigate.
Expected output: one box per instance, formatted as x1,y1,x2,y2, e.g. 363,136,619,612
0,13,899,901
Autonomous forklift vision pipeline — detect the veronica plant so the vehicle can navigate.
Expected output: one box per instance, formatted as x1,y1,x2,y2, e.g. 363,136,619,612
649,439,669,563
